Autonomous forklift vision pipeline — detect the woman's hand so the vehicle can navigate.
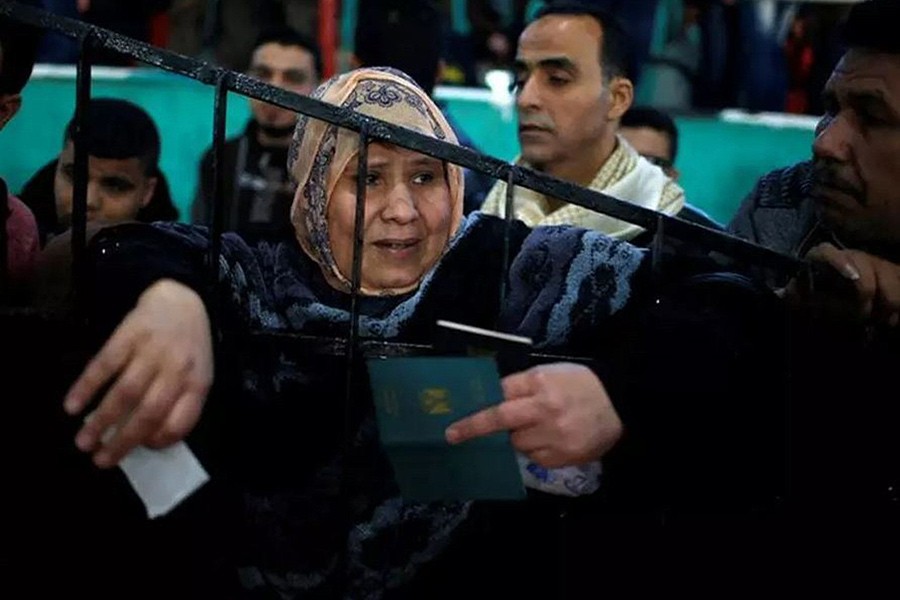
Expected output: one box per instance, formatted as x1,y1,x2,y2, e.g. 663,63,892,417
64,279,213,468
445,363,623,468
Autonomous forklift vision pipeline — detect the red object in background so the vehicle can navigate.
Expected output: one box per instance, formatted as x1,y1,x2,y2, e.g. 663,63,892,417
319,0,337,78
149,10,169,48
785,16,815,114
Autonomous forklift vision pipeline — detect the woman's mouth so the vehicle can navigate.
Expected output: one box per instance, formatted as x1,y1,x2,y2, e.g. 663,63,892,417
373,238,420,256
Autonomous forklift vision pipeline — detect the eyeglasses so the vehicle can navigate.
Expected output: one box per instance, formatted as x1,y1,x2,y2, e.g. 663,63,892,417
641,154,674,171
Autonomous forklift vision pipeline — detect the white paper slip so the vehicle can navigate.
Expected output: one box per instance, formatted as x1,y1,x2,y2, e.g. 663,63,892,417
118,442,210,519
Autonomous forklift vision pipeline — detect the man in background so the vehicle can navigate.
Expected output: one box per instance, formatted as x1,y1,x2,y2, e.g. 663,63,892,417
191,26,320,241
478,2,691,243
728,0,900,572
619,105,680,181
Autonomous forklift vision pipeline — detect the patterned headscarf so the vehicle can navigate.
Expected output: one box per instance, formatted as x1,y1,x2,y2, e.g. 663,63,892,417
288,67,465,295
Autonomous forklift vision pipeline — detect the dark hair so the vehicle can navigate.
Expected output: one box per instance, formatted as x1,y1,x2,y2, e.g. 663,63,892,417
63,98,161,175
354,1,443,96
253,26,322,80
535,1,630,80
842,0,900,54
0,0,42,95
620,106,679,161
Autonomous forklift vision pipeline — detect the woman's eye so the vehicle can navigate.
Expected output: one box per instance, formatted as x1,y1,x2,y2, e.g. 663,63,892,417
412,172,435,185
365,172,380,185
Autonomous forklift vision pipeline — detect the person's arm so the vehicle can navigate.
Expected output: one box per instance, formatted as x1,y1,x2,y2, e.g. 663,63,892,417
64,278,212,468
37,223,218,468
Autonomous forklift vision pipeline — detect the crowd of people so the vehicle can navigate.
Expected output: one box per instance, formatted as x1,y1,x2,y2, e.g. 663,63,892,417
29,1,855,115
2,0,899,597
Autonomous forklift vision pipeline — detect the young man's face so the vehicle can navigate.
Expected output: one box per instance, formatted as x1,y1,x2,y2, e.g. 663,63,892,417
54,141,157,228
812,49,900,246
619,125,678,179
247,42,319,133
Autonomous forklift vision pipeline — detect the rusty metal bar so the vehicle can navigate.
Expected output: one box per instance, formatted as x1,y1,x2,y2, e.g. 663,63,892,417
345,128,369,436
206,71,229,326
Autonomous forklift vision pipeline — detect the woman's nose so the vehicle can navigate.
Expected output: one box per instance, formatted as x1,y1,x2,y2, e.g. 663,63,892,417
381,184,418,223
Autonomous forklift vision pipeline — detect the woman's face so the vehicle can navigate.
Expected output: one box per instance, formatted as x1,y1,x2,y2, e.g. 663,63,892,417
328,142,453,291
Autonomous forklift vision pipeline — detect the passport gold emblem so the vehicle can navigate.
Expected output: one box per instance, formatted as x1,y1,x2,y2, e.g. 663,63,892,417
421,388,452,415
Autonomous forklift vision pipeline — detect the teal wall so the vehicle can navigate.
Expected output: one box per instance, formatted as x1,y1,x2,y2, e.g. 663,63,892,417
0,66,815,225
0,67,252,221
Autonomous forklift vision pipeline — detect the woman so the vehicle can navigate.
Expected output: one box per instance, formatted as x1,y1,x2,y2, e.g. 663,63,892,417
49,68,777,597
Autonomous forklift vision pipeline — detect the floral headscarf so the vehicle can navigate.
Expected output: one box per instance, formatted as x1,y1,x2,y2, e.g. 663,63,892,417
288,67,465,295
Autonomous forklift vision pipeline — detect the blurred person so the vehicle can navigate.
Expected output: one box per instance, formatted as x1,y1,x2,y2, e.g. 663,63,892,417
619,105,681,180
38,0,173,65
168,0,319,72
191,26,320,240
19,98,177,246
620,105,720,228
0,0,42,302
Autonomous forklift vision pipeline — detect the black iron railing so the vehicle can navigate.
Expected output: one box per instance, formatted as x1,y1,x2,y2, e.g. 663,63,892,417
0,2,797,591
0,1,806,371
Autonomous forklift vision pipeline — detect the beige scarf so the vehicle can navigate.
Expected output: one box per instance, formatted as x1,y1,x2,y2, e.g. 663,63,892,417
480,137,684,241
288,67,464,295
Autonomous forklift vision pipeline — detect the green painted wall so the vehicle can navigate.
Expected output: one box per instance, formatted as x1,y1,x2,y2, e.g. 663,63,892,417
0,66,815,226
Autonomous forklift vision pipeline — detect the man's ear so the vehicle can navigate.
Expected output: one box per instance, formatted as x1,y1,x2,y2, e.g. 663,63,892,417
141,176,158,208
0,93,22,131
606,77,633,121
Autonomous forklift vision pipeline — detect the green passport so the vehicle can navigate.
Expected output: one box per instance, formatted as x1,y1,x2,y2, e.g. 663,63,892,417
367,356,526,502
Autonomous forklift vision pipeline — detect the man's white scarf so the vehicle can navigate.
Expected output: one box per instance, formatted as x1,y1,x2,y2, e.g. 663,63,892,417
481,136,685,241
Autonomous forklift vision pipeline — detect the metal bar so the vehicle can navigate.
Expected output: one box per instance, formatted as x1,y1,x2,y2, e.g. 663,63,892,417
651,214,665,281
71,31,92,312
248,332,591,370
207,72,228,327
0,1,804,276
344,128,369,437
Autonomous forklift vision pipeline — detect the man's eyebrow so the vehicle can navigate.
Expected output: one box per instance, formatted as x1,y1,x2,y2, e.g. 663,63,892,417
513,56,577,72
100,175,136,186
847,90,899,118
536,57,577,72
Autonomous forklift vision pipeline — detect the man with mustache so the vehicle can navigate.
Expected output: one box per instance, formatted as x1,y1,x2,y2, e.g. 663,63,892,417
479,1,711,243
729,0,900,328
730,0,900,556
